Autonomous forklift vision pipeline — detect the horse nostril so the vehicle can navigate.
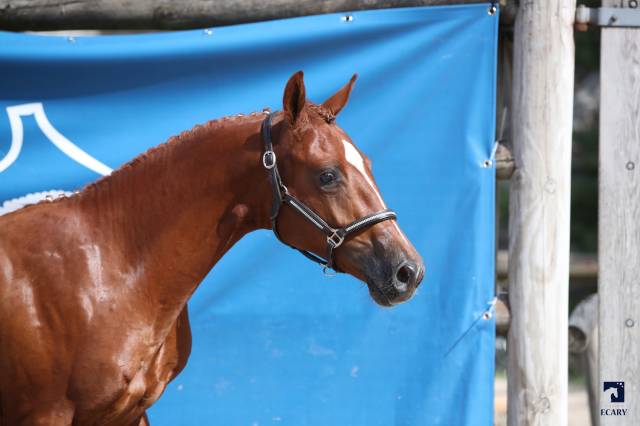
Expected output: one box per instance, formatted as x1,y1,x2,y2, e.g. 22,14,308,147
395,262,415,285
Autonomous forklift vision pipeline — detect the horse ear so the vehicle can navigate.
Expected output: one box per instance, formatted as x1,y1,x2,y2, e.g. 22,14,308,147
322,74,358,117
283,71,306,123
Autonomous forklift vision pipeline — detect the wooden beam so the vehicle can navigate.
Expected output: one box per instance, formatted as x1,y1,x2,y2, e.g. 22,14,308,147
495,295,510,337
507,0,574,425
569,294,598,426
496,142,515,180
496,250,598,280
569,294,597,354
599,1,640,423
0,0,485,31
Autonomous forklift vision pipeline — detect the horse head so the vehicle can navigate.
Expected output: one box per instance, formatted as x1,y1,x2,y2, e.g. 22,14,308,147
268,71,424,306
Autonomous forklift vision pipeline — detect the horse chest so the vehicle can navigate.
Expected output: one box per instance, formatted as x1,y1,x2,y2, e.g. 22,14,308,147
112,333,184,409
118,362,169,413
75,310,192,423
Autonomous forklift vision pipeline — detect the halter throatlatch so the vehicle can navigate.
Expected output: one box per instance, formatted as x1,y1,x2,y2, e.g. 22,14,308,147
261,112,397,273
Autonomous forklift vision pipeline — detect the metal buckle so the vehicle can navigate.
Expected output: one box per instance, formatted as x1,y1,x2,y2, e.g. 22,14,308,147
262,150,276,169
327,231,344,248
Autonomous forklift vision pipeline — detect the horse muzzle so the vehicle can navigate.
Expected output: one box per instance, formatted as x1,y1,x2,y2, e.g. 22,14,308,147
365,257,425,307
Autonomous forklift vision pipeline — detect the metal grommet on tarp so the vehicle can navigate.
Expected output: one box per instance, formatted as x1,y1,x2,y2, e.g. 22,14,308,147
488,2,498,16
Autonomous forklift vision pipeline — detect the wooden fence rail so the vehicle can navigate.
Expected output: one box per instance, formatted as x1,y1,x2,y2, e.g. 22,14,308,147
0,0,484,30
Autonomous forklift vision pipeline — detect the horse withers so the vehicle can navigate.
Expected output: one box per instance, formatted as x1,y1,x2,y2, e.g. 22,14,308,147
0,71,424,425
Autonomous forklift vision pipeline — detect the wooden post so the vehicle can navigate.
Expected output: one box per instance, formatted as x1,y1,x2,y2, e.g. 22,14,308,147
569,294,599,426
599,1,640,423
507,0,575,425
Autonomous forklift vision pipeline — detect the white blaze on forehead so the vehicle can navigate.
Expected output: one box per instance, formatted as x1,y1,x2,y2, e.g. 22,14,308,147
341,139,386,208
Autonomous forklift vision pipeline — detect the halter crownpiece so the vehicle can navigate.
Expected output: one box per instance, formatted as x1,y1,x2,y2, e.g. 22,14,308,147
261,112,397,273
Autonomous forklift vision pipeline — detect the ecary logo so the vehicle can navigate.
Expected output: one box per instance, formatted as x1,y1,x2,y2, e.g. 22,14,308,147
604,381,625,403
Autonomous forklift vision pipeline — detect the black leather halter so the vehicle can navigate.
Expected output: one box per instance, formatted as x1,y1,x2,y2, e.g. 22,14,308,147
261,112,397,273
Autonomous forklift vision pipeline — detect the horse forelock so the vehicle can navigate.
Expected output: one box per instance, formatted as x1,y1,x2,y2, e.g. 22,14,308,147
306,103,335,124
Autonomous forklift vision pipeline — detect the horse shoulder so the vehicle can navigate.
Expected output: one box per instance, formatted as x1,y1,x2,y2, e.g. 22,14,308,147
0,203,91,423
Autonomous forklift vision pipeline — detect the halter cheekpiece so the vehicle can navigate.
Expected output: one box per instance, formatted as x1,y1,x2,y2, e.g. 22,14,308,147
261,112,397,274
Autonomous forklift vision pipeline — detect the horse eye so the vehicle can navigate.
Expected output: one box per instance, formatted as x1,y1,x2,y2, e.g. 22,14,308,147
319,171,336,186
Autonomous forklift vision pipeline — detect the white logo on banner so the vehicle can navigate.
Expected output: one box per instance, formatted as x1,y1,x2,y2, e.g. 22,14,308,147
0,102,113,175
0,103,113,215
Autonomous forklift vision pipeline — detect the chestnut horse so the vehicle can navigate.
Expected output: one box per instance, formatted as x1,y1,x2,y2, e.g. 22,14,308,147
0,72,424,425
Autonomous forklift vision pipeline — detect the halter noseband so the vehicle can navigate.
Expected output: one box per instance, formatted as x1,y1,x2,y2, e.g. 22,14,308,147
261,112,397,273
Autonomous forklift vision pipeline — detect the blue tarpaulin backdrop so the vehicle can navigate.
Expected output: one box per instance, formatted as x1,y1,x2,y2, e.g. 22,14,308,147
0,4,497,425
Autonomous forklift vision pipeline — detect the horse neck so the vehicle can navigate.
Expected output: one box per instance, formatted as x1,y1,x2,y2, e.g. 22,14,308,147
78,114,274,315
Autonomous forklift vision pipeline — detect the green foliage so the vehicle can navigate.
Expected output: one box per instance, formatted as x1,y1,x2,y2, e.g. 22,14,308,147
571,128,598,253
497,5,599,255
571,4,600,253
